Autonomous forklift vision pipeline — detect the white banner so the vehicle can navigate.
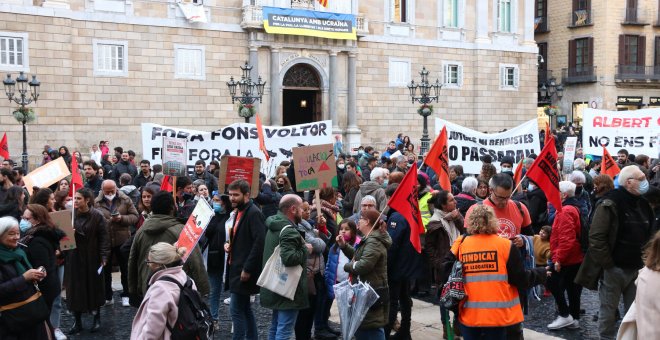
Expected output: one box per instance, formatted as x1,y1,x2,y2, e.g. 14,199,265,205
582,108,660,156
434,118,541,174
141,120,333,177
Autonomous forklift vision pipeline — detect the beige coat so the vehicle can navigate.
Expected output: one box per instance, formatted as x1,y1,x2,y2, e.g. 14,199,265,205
617,267,660,340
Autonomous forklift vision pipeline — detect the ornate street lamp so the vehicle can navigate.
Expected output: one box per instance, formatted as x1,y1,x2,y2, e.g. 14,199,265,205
3,72,40,173
408,66,441,155
227,61,266,123
539,76,563,129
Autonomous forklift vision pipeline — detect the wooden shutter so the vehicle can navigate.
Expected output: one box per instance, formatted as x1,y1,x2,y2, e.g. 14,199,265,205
619,34,626,66
588,37,594,67
572,0,577,12
569,39,577,69
655,36,660,66
637,35,646,66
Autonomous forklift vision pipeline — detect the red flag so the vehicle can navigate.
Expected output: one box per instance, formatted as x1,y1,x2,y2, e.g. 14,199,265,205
424,126,451,191
387,163,425,253
161,175,173,192
0,133,8,160
317,0,328,7
601,146,621,179
68,152,83,197
255,114,270,162
513,157,524,187
544,121,553,147
526,136,562,213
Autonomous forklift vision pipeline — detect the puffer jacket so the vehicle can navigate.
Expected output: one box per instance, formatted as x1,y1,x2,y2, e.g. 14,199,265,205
95,190,139,247
550,202,583,266
341,229,392,330
351,181,387,214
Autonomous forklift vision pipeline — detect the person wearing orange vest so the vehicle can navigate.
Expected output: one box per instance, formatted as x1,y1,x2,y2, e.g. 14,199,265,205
450,205,545,339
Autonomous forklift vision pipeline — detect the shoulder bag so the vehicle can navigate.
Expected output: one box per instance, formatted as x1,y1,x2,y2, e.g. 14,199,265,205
439,235,468,309
0,284,50,333
256,225,304,300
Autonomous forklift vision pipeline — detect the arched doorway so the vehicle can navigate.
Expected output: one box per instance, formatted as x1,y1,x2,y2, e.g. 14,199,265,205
282,63,322,126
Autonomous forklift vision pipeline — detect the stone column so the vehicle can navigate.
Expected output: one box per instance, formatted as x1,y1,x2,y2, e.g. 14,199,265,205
475,0,490,43
249,45,259,123
270,46,281,126
345,52,361,150
329,50,341,134
523,0,535,45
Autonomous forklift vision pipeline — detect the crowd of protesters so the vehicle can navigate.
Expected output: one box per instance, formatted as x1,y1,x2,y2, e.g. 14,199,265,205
0,131,658,340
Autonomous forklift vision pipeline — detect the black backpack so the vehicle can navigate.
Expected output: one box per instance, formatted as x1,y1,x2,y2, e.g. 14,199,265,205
564,203,590,253
158,276,214,340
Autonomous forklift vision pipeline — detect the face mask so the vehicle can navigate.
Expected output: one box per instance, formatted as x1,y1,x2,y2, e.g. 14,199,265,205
501,167,512,173
408,160,414,164
575,187,583,196
528,184,535,191
104,194,116,201
358,150,364,156
182,192,194,201
277,184,284,189
65,201,73,209
337,164,345,170
382,179,389,188
342,234,353,242
639,179,650,194
19,219,32,233
213,202,223,214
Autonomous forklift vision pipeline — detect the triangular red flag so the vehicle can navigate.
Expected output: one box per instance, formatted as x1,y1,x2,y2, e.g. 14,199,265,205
68,152,83,197
544,121,552,147
513,157,524,187
601,146,621,179
0,133,9,160
526,135,562,213
387,163,425,253
424,126,451,191
255,114,270,162
160,175,173,192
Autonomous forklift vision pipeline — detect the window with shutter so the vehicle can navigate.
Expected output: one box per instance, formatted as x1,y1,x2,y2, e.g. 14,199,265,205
655,36,660,66
175,45,205,80
0,32,28,70
499,64,519,90
442,62,463,88
498,0,512,32
393,0,407,23
444,0,459,28
93,40,128,77
389,58,410,87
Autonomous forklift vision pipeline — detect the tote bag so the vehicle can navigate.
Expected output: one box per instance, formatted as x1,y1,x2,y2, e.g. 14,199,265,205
257,226,303,300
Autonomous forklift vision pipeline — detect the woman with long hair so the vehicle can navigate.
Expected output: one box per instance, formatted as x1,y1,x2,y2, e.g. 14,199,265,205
342,171,362,219
475,178,489,200
53,190,72,211
275,175,294,196
29,188,56,212
0,185,26,222
57,178,70,194
335,209,392,340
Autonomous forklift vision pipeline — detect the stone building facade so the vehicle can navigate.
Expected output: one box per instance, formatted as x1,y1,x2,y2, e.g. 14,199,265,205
0,0,537,166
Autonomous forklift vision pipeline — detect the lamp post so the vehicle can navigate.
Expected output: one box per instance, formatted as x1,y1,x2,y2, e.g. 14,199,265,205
227,61,266,123
3,72,40,174
408,66,441,155
539,76,563,129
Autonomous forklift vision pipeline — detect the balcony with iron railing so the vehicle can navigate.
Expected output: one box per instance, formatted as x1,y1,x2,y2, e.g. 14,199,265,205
615,65,660,81
568,9,592,28
622,7,648,25
535,16,548,33
562,66,597,84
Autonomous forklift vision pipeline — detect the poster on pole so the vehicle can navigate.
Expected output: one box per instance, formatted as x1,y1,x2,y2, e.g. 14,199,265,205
162,137,188,177
292,144,337,191
23,157,71,195
434,118,541,174
217,156,261,198
563,137,578,174
177,199,214,262
582,108,660,156
50,210,76,250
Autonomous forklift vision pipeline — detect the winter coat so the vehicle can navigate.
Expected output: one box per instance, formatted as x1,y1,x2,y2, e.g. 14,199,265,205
0,201,21,222
386,211,423,281
128,214,209,298
130,266,195,340
201,213,229,274
120,185,141,209
454,192,477,217
630,267,660,340
133,171,153,190
225,201,266,295
525,187,549,231
190,170,218,194
65,207,110,312
351,181,387,214
324,240,359,300
259,212,309,310
85,175,103,197
425,216,466,285
341,229,392,330
342,187,359,219
255,183,281,218
100,160,115,181
23,226,64,307
0,248,52,340
549,202,583,266
114,160,138,182
95,190,139,247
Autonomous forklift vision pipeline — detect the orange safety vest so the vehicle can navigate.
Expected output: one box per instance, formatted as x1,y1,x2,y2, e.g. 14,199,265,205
450,234,524,328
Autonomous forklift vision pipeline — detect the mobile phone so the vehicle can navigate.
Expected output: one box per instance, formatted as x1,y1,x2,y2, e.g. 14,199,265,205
37,266,46,274
111,211,119,216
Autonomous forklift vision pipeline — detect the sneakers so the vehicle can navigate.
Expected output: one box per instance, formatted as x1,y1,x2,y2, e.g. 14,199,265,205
224,297,231,305
121,296,130,307
547,315,575,330
53,328,68,340
104,298,114,306
568,320,580,329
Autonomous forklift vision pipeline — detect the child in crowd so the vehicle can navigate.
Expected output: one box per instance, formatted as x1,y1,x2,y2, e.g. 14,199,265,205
533,225,552,297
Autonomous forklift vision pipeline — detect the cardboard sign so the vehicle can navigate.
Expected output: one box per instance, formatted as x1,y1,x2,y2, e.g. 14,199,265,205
50,210,76,250
23,157,71,195
177,199,214,262
292,144,337,191
563,137,578,174
162,137,188,177
217,156,261,198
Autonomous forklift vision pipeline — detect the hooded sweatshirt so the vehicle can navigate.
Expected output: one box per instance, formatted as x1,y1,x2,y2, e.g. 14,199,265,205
352,181,387,214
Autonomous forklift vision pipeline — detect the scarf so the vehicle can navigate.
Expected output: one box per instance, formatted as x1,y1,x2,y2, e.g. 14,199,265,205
430,209,461,245
0,244,33,275
312,199,340,221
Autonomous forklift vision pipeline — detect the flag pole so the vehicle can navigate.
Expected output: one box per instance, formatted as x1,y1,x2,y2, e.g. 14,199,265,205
71,182,75,228
510,174,527,198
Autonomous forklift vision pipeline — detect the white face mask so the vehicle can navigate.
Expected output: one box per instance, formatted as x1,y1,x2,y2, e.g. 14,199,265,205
104,193,116,201
65,201,73,209
337,164,345,170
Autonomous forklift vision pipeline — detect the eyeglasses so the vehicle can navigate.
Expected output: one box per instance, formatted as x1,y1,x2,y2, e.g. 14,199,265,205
491,192,510,201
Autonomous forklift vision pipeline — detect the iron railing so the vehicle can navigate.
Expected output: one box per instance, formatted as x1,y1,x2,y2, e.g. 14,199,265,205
562,66,597,83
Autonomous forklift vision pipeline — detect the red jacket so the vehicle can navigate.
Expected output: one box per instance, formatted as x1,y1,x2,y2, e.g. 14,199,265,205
550,204,584,266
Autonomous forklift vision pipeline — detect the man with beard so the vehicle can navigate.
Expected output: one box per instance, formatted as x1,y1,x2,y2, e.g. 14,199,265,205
383,141,398,158
224,180,266,340
260,194,312,340
190,160,218,194
83,160,103,197
114,151,137,183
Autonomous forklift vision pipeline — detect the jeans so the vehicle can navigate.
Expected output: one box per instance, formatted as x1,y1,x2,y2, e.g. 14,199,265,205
268,309,299,340
208,272,223,321
104,245,129,299
598,266,638,340
49,265,64,328
548,263,582,320
354,328,385,340
230,293,258,340
459,324,506,340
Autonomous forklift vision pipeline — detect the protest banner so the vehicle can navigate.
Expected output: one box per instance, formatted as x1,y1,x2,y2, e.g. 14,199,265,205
141,120,333,176
563,137,578,174
582,108,660,156
23,157,71,195
162,137,188,177
50,210,75,250
292,144,337,192
177,198,214,262
217,156,261,198
434,118,541,174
